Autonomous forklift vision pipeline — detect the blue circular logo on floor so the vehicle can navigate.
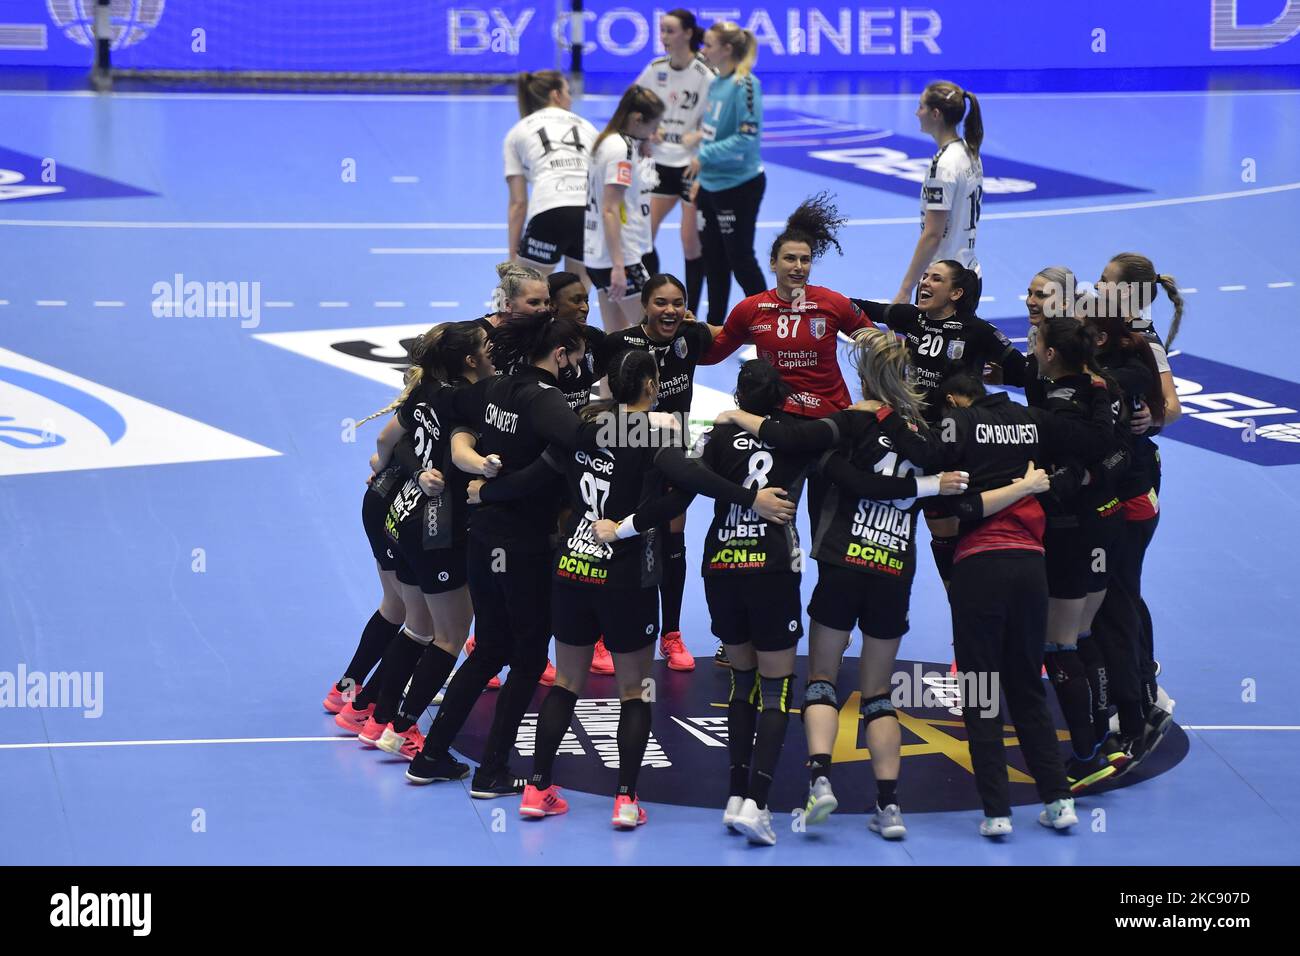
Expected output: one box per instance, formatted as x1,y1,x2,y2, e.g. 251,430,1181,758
457,656,1188,813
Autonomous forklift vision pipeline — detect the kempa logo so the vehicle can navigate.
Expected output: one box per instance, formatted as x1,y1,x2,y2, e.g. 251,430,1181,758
458,656,1188,813
151,273,262,329
49,886,151,936
0,665,103,718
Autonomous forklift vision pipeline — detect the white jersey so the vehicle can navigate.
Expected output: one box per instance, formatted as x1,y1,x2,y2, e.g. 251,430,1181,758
503,106,599,219
636,156,658,255
635,54,715,168
584,134,651,269
921,140,983,274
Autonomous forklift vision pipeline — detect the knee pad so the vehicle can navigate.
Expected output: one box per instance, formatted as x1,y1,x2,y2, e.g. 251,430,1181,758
930,535,957,581
400,626,434,646
860,692,897,726
666,532,686,563
759,675,794,714
803,679,839,712
728,666,758,706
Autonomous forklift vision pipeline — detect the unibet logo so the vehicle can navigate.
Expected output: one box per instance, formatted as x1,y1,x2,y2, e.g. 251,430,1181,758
456,656,1187,813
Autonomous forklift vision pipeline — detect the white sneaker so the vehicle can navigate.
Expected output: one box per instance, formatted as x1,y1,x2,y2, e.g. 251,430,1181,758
980,815,1013,837
803,776,838,826
1038,797,1078,830
723,795,745,830
868,803,907,840
733,798,776,846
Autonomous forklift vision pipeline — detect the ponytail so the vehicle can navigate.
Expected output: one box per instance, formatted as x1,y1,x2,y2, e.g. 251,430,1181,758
490,312,583,373
1108,252,1185,348
708,21,757,77
1156,273,1184,348
937,259,981,316
733,359,792,416
516,69,566,118
923,80,982,159
594,84,665,155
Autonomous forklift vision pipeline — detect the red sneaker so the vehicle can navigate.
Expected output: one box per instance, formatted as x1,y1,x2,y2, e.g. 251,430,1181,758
377,723,425,760
539,660,557,686
464,635,477,656
322,681,360,714
590,639,615,675
612,793,647,829
487,675,502,690
334,701,375,735
520,784,569,818
357,716,387,747
660,632,695,672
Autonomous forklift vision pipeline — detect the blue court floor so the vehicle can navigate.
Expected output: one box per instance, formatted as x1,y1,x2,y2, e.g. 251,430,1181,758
2,77,1298,865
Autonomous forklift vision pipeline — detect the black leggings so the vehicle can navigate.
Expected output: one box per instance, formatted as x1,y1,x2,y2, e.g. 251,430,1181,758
424,537,552,773
949,550,1069,817
697,171,767,325
1092,514,1159,725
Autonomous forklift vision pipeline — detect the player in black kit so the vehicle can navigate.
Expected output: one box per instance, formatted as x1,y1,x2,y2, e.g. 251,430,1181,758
405,313,617,796
475,350,794,827
597,273,719,671
549,270,604,411
852,260,1025,588
717,331,969,841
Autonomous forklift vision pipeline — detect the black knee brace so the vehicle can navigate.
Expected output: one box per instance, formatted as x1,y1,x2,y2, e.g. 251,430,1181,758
759,675,794,714
803,679,839,713
860,692,897,726
729,666,758,706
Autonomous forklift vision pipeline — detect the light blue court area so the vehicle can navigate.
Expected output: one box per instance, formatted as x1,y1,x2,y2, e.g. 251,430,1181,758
2,81,1299,865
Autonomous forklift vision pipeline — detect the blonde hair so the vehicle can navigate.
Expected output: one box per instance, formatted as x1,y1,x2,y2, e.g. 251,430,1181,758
708,21,757,77
851,329,929,427
1108,252,1184,348
357,326,442,426
493,260,545,314
1034,265,1078,319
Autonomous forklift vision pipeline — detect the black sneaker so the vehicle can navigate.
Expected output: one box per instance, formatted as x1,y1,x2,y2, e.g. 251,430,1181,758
470,767,528,799
406,750,470,785
1066,751,1117,793
1125,704,1175,775
714,644,731,668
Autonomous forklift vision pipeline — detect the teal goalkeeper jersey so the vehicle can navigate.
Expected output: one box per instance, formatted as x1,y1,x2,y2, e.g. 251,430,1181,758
697,72,763,191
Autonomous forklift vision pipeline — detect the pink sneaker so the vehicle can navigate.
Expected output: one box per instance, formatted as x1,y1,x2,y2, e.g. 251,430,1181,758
539,659,557,686
660,632,695,672
487,675,502,690
322,681,360,714
334,701,375,735
612,793,647,829
590,639,615,675
520,784,569,818
357,716,387,747
377,723,425,760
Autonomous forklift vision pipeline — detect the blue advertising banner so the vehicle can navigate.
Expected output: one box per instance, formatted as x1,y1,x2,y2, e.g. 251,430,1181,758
1,1,1298,73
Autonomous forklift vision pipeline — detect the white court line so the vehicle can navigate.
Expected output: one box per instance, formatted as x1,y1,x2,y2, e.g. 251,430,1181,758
1182,287,1199,293
1219,285,1247,291
429,300,460,307
264,300,294,308
0,300,8,305
0,735,355,751
6,182,1298,232
371,247,509,254
1268,281,1295,288
36,300,66,306
373,301,405,308
389,175,420,183
92,300,124,307
318,300,349,308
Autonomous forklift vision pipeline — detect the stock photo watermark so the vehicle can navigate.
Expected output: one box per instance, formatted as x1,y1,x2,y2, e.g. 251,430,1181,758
0,664,103,718
151,273,262,329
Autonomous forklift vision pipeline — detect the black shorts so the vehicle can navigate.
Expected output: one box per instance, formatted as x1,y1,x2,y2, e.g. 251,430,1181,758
362,485,402,572
808,562,911,640
1081,507,1124,594
704,573,804,652
552,581,659,654
1044,522,1089,600
652,163,695,203
391,529,468,595
518,205,585,265
586,258,651,300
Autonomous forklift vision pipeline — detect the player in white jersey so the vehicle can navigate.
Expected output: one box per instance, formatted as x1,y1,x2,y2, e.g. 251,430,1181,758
894,80,986,306
504,71,599,280
584,85,665,332
635,9,716,316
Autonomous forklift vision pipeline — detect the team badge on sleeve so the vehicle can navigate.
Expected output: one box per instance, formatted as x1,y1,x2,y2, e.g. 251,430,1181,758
616,161,633,186
674,337,688,358
739,121,758,135
947,340,966,360
809,317,827,340
924,186,945,204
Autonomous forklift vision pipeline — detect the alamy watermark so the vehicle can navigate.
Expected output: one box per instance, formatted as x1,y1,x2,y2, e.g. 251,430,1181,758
0,664,103,718
891,662,1000,718
151,272,261,328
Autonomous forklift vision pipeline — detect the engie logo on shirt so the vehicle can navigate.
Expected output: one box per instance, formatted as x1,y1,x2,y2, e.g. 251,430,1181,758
0,348,279,478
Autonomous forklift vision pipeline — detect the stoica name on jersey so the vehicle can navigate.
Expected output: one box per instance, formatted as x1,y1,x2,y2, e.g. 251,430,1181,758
849,500,913,560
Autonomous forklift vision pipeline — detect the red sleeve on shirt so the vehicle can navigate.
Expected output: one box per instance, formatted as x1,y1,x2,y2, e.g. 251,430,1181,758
834,290,875,335
702,296,757,365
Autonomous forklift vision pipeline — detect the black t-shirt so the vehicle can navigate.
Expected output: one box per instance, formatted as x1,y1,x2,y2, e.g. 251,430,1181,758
1026,371,1127,521
559,325,606,411
597,321,715,415
854,300,1022,413
450,365,603,551
385,378,470,550
695,415,814,575
1097,350,1159,499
